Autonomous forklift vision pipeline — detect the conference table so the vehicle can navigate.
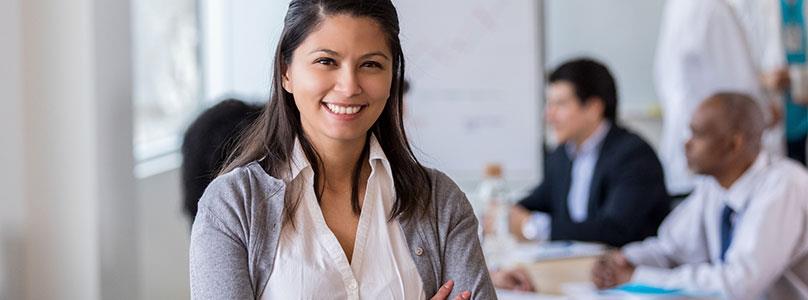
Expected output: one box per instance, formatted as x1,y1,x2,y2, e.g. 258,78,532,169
489,241,718,300
487,240,603,299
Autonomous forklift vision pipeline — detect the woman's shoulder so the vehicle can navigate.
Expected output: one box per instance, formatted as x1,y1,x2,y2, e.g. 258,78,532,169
425,168,462,197
423,168,475,220
197,161,285,219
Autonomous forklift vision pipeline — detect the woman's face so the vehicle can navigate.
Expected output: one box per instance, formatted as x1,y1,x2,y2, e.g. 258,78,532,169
283,14,393,147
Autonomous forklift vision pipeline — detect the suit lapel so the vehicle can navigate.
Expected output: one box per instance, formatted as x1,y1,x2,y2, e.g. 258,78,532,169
586,126,620,216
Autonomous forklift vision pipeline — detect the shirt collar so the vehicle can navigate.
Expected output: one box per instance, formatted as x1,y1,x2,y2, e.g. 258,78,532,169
287,134,391,182
565,121,611,159
713,151,771,212
367,134,392,176
288,137,311,182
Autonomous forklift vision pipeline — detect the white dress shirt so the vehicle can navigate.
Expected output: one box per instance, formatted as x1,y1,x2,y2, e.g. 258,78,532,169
523,122,610,241
623,152,808,300
655,0,770,195
263,135,425,300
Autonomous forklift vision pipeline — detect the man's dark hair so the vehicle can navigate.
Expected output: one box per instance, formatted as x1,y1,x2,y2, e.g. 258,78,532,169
549,58,618,121
181,99,263,223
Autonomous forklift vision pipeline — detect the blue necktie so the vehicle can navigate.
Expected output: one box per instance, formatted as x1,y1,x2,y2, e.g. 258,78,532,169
720,205,735,261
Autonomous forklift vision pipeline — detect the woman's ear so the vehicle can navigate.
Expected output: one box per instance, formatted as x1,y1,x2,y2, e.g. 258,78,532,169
282,71,293,93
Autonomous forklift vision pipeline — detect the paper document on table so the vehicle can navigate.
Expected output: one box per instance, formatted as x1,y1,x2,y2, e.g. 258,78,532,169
528,241,606,261
496,289,564,300
505,241,606,265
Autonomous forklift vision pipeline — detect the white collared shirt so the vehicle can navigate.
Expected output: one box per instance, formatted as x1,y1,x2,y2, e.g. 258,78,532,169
262,135,425,300
564,121,611,223
623,152,808,300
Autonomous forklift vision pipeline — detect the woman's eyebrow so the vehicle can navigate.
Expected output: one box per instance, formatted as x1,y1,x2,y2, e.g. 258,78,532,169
308,48,390,61
361,51,390,61
309,48,340,57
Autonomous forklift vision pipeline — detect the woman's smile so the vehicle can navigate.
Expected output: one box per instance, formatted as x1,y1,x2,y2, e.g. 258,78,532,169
321,101,368,121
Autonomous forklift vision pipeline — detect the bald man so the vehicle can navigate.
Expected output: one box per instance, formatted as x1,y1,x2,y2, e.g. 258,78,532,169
592,93,808,299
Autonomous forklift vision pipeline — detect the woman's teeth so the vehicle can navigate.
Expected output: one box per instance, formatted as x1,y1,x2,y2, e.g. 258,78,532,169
325,103,362,115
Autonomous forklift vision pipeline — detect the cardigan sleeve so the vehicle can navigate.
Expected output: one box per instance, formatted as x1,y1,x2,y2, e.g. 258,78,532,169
431,170,498,299
189,166,273,299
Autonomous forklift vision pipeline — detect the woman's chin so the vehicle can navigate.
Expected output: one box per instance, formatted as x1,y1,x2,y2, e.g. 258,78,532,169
321,130,371,144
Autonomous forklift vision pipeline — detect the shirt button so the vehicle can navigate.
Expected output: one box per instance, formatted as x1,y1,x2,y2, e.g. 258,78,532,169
348,280,358,290
415,247,424,256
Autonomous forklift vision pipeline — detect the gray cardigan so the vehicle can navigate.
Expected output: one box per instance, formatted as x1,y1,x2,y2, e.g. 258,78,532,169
189,161,497,299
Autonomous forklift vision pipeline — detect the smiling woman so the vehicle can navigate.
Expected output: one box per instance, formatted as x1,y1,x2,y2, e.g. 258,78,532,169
188,1,496,300
282,14,392,148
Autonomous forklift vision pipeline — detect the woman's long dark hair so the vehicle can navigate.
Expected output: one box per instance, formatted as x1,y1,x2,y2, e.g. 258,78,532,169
219,0,432,224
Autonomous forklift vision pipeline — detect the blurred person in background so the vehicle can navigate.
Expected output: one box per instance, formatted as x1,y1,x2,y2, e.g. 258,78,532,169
188,0,493,299
593,93,808,300
492,58,670,292
181,99,263,225
729,0,808,165
655,0,785,198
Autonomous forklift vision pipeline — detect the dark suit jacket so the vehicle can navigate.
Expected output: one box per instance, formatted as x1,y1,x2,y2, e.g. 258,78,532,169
518,125,670,247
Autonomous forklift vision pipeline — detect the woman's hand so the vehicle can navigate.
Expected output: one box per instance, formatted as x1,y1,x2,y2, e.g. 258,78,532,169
431,280,471,300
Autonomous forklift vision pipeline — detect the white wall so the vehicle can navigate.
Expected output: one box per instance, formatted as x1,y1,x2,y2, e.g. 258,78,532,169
22,1,102,297
546,0,666,115
396,0,543,185
92,0,139,298
0,0,25,298
1,0,138,299
200,0,288,103
137,169,190,300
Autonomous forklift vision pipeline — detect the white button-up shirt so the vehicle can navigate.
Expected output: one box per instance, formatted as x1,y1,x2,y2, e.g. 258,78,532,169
623,152,808,300
655,0,769,195
262,135,425,300
564,121,611,223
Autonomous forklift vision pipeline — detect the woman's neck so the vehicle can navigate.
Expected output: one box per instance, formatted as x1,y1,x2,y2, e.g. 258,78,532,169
308,134,369,192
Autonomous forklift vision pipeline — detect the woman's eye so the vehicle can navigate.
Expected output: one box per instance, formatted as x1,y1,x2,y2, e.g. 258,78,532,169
315,58,336,66
361,61,383,69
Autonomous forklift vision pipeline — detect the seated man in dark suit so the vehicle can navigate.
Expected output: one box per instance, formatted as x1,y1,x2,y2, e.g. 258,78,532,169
492,58,670,291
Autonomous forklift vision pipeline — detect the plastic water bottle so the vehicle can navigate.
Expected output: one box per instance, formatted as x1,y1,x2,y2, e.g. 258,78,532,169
477,163,515,268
